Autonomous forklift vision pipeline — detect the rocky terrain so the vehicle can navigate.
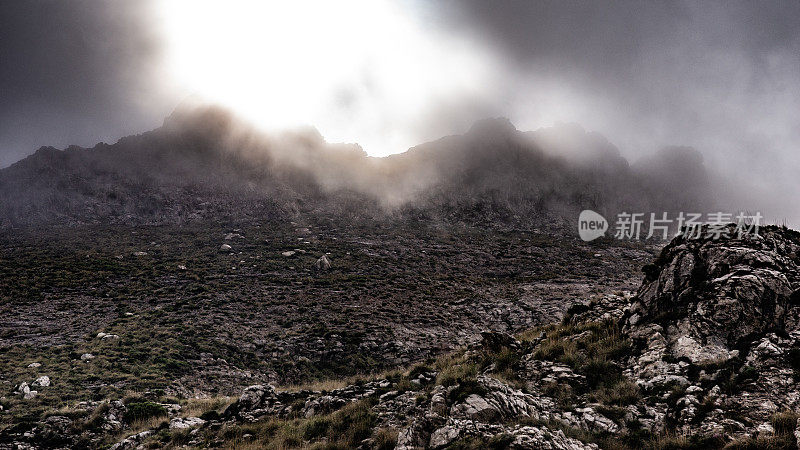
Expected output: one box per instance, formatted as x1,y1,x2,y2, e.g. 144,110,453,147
3,224,800,448
0,218,650,449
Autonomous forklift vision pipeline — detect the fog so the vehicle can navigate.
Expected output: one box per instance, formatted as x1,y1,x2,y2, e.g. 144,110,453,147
423,1,800,225
0,1,798,225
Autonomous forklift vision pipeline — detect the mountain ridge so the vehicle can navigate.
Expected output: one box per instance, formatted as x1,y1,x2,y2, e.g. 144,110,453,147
0,104,714,228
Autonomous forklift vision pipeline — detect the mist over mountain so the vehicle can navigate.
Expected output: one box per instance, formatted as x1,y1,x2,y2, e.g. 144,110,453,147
0,104,715,228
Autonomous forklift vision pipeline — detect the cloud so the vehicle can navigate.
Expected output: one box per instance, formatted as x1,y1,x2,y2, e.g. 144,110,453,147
0,1,798,224
426,0,800,224
0,0,178,167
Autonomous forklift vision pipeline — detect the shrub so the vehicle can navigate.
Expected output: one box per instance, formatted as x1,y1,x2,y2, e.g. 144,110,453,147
771,410,800,437
302,415,331,440
373,428,399,450
326,400,376,447
593,380,641,406
124,402,167,424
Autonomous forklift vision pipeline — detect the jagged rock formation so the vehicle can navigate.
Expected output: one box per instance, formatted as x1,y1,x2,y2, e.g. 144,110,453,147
0,105,713,227
621,224,800,437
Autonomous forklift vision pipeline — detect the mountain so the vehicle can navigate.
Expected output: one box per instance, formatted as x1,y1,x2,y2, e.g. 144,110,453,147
0,104,714,228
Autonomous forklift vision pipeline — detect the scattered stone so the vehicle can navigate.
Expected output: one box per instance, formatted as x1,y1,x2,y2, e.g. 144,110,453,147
80,353,95,361
16,382,37,400
219,244,233,252
109,430,153,450
315,254,331,270
27,362,41,368
281,251,295,257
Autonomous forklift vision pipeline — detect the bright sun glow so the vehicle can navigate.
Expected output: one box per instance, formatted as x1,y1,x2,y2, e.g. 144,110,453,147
154,0,495,156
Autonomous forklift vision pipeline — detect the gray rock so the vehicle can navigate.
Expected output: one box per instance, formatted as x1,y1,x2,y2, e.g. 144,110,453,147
109,430,153,450
169,416,205,429
32,376,50,387
16,382,37,399
315,254,331,270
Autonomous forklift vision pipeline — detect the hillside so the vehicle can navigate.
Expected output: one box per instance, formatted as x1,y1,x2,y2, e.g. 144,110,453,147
4,225,800,448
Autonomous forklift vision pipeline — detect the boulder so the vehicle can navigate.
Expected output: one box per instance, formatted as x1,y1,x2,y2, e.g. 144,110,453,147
626,225,800,364
32,376,50,387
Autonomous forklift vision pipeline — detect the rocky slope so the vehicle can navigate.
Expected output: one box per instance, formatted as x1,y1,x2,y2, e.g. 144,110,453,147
5,225,800,449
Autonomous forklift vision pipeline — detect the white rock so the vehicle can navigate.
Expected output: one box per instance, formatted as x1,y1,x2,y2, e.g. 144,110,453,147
97,332,107,339
428,425,461,448
169,417,206,430
81,353,95,361
686,385,704,395
219,244,233,252
132,251,148,256
757,422,774,434
17,382,37,399
27,362,41,368
32,376,50,387
109,430,153,450
281,251,296,257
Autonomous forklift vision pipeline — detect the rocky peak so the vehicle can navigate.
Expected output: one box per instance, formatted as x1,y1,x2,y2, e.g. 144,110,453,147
466,117,518,137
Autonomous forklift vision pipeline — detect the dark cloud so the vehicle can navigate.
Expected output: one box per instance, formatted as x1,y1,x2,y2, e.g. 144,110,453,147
426,0,800,223
0,0,175,167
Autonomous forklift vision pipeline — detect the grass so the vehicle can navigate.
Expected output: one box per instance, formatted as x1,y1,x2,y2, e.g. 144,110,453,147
531,320,633,394
280,368,403,393
195,399,379,449
591,380,641,406
123,402,167,424
181,396,235,418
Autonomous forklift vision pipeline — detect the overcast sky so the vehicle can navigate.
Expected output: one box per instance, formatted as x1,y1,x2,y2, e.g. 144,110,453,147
1,1,799,222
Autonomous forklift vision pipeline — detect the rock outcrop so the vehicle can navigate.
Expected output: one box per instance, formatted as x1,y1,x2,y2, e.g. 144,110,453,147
623,225,800,436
